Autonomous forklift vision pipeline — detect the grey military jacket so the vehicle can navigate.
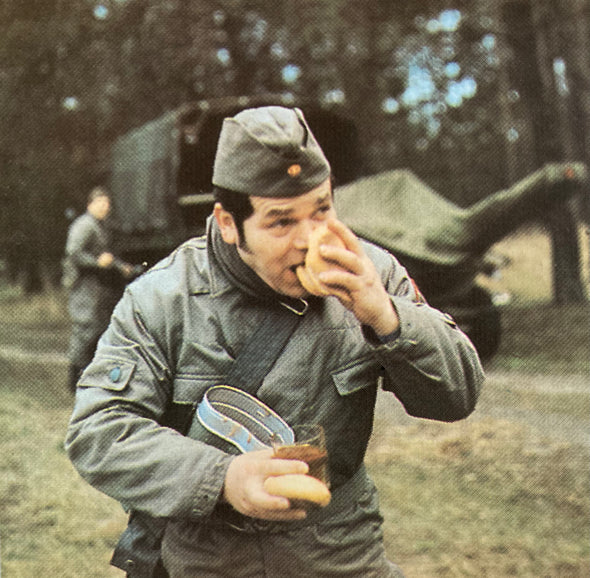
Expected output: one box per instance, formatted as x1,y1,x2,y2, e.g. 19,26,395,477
65,235,484,522
64,212,113,325
64,212,129,325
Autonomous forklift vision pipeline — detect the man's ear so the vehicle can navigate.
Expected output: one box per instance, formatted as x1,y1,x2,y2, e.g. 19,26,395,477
214,203,239,245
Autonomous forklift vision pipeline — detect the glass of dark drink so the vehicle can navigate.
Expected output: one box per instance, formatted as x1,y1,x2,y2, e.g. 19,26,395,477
272,424,330,489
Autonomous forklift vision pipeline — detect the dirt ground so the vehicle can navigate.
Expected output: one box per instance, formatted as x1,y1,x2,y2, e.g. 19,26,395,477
372,368,590,456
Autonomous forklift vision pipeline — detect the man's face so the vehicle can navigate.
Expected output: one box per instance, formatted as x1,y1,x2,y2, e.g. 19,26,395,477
216,178,336,298
88,195,111,221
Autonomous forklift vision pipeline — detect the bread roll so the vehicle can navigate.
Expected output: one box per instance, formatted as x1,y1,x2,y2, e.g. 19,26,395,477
296,225,346,296
264,474,331,508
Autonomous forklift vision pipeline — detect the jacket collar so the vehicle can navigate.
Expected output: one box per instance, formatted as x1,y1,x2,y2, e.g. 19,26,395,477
202,216,310,313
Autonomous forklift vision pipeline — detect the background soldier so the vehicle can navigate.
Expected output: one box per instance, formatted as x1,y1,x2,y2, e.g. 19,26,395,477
63,186,134,393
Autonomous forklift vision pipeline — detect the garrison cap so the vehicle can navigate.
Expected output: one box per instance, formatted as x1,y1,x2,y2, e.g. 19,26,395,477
212,106,331,197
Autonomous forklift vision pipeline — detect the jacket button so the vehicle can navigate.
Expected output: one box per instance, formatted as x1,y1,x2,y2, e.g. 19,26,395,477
125,559,136,569
109,366,122,383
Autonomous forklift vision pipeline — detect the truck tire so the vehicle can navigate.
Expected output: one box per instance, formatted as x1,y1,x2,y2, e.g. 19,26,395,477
444,286,502,363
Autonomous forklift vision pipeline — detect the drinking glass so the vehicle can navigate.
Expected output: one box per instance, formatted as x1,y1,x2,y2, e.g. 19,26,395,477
272,424,330,488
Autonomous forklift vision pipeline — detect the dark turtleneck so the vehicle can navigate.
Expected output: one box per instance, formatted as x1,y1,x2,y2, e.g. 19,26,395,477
207,216,314,313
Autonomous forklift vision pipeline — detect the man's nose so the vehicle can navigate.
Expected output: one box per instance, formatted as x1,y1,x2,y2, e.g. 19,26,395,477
293,220,318,250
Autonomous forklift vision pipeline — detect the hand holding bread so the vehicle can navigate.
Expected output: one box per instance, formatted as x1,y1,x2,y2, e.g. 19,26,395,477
296,224,348,298
297,219,400,337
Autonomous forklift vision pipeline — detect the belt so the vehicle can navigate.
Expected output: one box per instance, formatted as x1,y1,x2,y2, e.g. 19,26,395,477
207,465,371,534
192,385,295,453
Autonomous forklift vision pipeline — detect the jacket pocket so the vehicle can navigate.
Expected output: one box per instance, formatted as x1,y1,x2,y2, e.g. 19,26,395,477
78,358,136,391
327,357,380,485
330,356,380,396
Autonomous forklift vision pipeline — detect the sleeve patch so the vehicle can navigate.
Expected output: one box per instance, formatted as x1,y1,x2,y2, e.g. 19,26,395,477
410,278,427,304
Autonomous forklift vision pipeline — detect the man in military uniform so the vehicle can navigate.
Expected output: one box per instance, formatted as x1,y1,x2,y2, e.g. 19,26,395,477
63,186,133,393
66,107,484,577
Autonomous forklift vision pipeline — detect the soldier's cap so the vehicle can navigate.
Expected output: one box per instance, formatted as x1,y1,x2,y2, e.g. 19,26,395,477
212,106,331,198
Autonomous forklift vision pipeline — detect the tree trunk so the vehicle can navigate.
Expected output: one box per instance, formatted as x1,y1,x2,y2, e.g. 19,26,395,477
548,203,586,303
529,0,588,303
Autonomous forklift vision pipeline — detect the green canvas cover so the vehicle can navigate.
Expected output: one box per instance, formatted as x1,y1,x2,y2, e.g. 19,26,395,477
110,109,181,235
335,170,463,265
335,162,587,266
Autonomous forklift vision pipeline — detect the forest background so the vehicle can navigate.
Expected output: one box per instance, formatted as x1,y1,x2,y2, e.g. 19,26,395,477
0,0,589,302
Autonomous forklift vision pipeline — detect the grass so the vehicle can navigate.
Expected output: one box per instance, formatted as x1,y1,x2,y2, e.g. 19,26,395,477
0,284,69,325
485,387,590,420
0,358,127,578
0,285,70,354
489,303,590,375
367,419,590,577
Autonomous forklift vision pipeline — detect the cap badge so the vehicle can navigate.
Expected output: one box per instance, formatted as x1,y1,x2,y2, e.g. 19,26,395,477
287,164,302,178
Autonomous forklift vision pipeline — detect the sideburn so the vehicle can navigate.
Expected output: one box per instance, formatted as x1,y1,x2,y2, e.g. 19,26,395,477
236,231,251,253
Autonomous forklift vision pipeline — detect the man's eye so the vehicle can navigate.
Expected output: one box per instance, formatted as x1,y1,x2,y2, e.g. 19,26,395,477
315,205,332,217
272,219,293,228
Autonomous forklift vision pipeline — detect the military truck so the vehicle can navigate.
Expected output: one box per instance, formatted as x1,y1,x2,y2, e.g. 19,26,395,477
334,162,588,360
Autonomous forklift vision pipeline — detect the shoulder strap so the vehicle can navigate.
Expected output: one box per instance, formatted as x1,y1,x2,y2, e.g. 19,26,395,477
161,299,308,436
225,299,308,395
185,299,308,453
113,299,309,576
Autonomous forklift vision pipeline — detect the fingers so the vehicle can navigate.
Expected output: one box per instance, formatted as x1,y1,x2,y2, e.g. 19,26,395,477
316,236,367,294
318,220,364,273
318,268,363,293
249,491,308,521
258,455,310,515
254,448,310,475
310,219,397,330
316,220,392,320
313,253,360,304
222,450,310,521
319,245,363,276
325,219,363,256
265,457,309,476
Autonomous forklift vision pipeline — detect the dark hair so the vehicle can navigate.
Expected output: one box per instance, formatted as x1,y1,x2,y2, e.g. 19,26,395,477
213,186,254,240
87,186,109,204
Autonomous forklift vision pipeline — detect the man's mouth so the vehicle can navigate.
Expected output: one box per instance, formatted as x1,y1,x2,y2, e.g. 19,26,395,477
289,264,307,289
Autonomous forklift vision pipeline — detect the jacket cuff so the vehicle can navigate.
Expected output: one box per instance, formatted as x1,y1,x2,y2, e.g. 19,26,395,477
188,452,235,520
382,296,463,354
362,296,418,349
362,324,401,346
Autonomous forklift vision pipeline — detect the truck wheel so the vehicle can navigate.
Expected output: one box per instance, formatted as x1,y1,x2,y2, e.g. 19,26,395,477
447,286,502,363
